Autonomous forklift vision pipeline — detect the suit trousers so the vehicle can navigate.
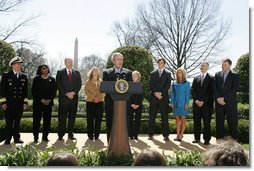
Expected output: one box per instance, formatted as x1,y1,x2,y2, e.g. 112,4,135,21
5,101,23,141
193,103,211,142
148,97,169,137
128,107,142,137
86,102,103,139
215,103,238,140
33,102,52,139
58,100,78,138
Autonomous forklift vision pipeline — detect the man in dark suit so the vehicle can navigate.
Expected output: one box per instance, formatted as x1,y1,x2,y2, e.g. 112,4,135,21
148,57,171,141
0,56,28,144
214,58,239,140
191,61,214,145
103,52,132,142
56,58,81,140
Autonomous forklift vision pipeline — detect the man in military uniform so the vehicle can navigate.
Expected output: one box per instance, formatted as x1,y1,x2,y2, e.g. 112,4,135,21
0,56,28,144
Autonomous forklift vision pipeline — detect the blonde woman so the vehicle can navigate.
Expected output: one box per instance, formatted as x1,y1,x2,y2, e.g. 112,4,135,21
170,68,190,141
128,71,143,140
84,67,105,140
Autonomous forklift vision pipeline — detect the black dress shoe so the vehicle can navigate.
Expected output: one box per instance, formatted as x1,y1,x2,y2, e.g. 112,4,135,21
192,140,200,143
68,136,76,140
204,141,210,145
58,137,64,141
148,135,154,140
134,136,138,140
14,139,24,144
42,138,49,142
130,136,134,139
164,136,169,141
34,138,38,143
4,140,10,144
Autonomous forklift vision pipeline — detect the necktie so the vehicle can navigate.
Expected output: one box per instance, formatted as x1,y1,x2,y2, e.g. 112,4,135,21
15,73,19,79
201,74,205,86
159,70,162,77
68,70,72,82
222,72,226,87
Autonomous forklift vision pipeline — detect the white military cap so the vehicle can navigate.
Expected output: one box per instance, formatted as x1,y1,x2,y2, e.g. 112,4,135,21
9,56,23,67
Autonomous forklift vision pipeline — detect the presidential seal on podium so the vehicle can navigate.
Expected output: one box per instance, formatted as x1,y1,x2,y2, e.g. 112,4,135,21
115,79,129,94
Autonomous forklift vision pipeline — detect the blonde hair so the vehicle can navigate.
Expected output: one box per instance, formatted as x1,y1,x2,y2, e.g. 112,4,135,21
176,68,187,83
132,70,141,81
87,67,101,81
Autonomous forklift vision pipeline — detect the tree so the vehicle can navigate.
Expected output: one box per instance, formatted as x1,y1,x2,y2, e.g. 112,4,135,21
107,45,154,99
112,0,230,78
0,0,39,48
234,53,249,103
0,40,16,74
17,48,46,98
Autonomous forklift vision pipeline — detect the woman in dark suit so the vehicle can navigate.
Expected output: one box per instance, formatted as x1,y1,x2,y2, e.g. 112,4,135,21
32,64,57,143
128,71,143,140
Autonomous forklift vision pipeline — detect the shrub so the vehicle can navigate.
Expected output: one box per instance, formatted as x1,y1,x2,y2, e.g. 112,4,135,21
166,150,202,166
0,40,16,74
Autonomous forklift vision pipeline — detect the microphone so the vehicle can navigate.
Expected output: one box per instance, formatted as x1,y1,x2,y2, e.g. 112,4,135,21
115,73,121,80
120,72,127,80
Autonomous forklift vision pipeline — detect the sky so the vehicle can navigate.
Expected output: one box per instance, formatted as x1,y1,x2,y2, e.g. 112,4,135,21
1,0,249,69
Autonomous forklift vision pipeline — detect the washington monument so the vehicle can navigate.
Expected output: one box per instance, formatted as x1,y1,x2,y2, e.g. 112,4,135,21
74,38,78,70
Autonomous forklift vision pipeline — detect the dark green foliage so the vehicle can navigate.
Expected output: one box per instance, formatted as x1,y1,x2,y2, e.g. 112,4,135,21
234,53,249,103
0,40,16,74
106,45,154,100
166,150,202,166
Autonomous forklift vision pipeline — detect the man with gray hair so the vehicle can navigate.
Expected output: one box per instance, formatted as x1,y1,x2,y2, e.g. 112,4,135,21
56,58,81,140
103,52,132,142
191,61,214,145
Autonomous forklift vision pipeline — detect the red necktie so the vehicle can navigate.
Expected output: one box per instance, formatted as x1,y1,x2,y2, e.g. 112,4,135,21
68,70,72,82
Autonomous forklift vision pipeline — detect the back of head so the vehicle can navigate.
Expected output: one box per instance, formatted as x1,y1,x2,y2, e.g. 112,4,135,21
202,139,248,166
132,149,166,166
47,153,79,166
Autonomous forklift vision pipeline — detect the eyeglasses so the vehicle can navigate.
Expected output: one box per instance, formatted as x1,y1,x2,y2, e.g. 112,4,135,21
42,67,48,70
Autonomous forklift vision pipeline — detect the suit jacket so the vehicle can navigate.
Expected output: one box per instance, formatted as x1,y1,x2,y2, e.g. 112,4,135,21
214,70,239,108
149,69,171,102
103,67,132,104
191,73,214,110
171,81,190,108
56,68,82,103
0,71,28,105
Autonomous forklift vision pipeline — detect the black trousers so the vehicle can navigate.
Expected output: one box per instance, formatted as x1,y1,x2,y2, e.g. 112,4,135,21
105,99,113,142
148,97,169,137
58,100,78,138
86,102,103,139
215,103,238,140
5,101,23,141
128,106,142,137
193,103,212,142
33,102,52,139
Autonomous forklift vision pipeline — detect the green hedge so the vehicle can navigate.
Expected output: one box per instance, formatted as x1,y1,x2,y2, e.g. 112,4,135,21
0,118,249,143
0,143,202,166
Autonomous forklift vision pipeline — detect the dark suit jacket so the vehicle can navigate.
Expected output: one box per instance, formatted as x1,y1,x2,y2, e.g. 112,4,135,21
103,67,132,103
214,70,239,109
191,73,214,111
149,69,171,102
56,68,81,103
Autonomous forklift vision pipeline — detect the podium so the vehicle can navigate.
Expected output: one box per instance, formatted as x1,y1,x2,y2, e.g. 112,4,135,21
100,81,142,156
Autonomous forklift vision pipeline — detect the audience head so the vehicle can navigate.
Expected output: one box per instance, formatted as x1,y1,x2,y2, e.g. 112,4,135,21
132,149,166,166
47,153,79,166
200,61,209,73
202,138,249,166
175,67,187,83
